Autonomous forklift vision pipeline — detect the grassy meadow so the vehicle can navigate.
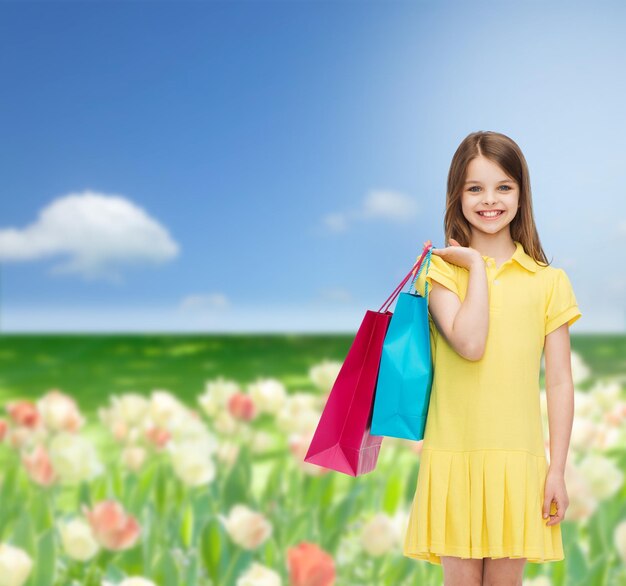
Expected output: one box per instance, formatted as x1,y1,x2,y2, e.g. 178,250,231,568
0,333,624,586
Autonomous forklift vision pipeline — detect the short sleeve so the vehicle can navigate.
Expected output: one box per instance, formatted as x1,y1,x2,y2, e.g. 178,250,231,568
545,268,582,335
412,252,459,298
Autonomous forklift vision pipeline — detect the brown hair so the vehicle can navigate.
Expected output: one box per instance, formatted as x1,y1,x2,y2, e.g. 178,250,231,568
444,131,551,267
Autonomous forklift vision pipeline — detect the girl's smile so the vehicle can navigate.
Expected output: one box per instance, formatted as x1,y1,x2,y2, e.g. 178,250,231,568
476,209,505,220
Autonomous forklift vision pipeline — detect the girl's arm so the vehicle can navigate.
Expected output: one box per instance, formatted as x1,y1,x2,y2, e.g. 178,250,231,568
541,323,574,525
428,255,489,361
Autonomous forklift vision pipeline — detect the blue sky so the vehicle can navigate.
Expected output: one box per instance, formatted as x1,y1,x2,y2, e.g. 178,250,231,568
1,0,624,332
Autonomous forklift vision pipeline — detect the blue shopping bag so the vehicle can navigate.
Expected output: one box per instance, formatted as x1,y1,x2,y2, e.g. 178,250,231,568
370,242,434,441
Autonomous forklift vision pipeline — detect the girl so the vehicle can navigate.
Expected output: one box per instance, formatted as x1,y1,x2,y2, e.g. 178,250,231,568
402,131,581,586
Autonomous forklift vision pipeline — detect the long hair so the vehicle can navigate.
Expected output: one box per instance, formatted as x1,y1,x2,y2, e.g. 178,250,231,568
444,131,551,267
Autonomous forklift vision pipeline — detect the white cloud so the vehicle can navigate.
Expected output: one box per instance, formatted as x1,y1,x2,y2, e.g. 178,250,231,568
323,213,348,233
359,190,419,222
0,190,179,282
322,189,418,232
314,287,354,303
179,294,231,311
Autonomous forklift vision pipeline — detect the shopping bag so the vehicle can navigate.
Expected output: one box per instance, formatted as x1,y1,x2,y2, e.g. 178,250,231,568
303,242,433,476
370,241,434,441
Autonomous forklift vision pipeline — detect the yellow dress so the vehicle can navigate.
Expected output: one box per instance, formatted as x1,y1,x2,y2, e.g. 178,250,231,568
403,240,582,565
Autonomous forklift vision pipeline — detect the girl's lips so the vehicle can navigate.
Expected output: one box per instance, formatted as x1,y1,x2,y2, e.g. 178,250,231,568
477,210,504,221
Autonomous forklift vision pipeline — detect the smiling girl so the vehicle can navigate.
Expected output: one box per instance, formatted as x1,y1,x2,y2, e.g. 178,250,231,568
403,131,582,586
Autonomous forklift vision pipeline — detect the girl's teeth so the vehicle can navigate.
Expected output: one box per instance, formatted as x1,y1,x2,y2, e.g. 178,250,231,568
478,211,503,217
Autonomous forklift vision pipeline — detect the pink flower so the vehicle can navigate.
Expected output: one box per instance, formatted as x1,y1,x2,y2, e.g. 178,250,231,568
227,393,257,421
144,426,170,449
6,400,40,428
287,542,335,586
22,444,57,486
0,419,6,442
82,500,141,551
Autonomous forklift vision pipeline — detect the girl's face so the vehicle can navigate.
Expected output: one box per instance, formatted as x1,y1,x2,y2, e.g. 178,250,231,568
461,155,520,237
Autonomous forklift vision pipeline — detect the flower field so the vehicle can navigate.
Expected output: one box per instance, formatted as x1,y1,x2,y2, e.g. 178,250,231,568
0,334,624,586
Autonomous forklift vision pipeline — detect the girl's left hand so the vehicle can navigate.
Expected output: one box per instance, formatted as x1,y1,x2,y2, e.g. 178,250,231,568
542,468,569,526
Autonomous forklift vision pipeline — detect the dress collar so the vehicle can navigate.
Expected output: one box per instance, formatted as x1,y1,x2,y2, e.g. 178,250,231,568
481,240,538,273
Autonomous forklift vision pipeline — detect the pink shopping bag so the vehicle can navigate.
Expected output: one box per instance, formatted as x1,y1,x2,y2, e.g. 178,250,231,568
304,244,432,476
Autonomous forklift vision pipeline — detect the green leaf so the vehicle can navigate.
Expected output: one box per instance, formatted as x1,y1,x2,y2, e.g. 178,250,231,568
261,461,283,503
221,446,252,510
260,537,279,569
381,470,403,515
403,461,419,507
141,503,158,577
154,461,168,516
11,509,36,554
563,525,587,582
28,527,56,586
200,516,230,584
30,489,54,530
572,556,606,586
151,548,180,586
318,473,336,510
282,509,311,546
183,552,200,586
77,480,92,511
180,501,194,549
130,462,157,511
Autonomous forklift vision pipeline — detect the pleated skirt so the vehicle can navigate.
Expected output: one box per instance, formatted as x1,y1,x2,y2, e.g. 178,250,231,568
403,448,564,565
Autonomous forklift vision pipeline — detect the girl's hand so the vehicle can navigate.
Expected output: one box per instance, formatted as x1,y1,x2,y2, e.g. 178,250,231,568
542,469,569,526
433,238,483,270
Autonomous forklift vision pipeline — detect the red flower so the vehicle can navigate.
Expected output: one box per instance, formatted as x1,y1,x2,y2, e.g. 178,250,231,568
287,542,335,586
6,400,40,428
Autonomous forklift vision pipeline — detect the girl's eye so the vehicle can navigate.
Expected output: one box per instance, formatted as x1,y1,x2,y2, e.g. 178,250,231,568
467,185,513,192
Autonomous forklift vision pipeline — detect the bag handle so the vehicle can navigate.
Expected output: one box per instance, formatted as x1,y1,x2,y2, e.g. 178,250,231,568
409,243,433,298
378,240,433,313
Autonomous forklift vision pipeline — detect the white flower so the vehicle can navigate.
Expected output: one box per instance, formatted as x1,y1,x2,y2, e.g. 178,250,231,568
570,416,599,452
247,379,287,415
170,414,216,452
58,517,99,561
563,459,598,521
614,519,626,565
149,390,188,431
216,441,240,466
198,377,240,418
390,508,410,544
594,424,624,451
169,441,216,487
219,504,272,550
0,542,33,586
236,561,282,586
570,351,590,385
309,360,342,393
522,577,552,586
111,394,150,427
48,432,103,485
37,390,85,433
287,433,327,477
4,424,48,452
275,393,320,435
589,380,622,412
248,430,275,454
118,578,157,586
578,454,624,501
213,410,240,435
121,446,147,472
573,389,602,420
360,513,398,556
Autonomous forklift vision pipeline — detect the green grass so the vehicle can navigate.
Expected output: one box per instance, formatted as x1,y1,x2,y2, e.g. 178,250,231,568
0,334,359,414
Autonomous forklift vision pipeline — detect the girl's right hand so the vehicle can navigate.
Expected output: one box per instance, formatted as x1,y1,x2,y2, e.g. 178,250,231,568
432,237,483,270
